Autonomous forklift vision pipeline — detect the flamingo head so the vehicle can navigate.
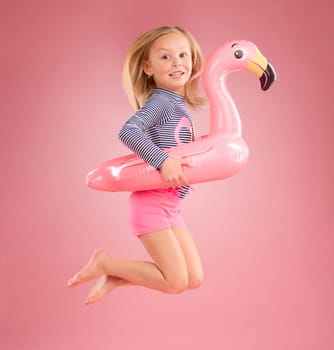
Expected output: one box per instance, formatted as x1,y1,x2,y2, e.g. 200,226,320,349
204,40,276,91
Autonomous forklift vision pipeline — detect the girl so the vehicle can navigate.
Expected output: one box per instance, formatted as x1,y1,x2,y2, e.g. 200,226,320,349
68,26,206,304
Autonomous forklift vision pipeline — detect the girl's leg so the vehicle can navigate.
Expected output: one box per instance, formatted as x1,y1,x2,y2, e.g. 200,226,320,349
77,228,204,304
138,229,189,293
172,227,204,289
68,228,188,294
84,227,203,304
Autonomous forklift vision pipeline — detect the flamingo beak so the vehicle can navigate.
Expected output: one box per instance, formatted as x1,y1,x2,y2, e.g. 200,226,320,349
247,48,277,91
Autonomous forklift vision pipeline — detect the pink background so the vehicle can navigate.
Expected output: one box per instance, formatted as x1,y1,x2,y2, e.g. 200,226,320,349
1,0,333,349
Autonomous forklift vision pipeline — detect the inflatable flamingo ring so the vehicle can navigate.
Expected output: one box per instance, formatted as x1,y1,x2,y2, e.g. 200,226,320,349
86,40,276,192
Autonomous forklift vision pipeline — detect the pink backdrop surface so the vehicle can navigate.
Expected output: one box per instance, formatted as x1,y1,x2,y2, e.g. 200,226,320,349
1,0,333,349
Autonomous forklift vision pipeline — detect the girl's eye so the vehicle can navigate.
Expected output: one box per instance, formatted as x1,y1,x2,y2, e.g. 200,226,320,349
161,55,170,60
180,52,188,58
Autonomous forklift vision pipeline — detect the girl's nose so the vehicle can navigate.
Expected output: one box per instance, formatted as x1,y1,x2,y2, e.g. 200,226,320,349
173,58,182,67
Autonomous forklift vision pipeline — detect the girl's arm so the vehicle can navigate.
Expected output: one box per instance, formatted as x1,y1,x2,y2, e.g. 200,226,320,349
118,98,172,170
118,95,190,187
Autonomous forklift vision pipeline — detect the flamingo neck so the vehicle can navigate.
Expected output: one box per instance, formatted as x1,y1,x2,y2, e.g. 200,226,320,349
207,73,242,136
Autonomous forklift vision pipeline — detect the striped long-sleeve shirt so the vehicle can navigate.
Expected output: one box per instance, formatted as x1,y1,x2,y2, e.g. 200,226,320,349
118,88,195,198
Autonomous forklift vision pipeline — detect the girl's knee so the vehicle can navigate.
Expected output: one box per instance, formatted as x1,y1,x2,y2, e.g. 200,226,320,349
165,275,189,294
165,271,204,293
188,271,204,290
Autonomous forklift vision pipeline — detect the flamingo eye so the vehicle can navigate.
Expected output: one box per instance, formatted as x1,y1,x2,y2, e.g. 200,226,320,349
234,50,243,59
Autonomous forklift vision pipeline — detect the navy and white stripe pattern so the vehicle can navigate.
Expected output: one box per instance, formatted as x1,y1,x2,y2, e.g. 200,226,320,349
118,88,195,198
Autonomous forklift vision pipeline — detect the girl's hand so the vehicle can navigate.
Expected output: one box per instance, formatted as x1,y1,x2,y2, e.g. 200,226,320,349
159,157,192,188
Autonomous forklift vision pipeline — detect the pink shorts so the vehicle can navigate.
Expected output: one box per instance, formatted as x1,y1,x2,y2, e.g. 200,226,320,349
128,189,187,236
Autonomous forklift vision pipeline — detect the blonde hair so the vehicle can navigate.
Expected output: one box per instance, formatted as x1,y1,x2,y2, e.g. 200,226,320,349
122,26,206,110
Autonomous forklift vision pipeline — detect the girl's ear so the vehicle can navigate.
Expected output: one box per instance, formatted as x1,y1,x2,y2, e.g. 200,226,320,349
143,61,152,76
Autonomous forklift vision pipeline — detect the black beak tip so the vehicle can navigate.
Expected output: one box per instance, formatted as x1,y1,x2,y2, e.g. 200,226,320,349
260,62,277,91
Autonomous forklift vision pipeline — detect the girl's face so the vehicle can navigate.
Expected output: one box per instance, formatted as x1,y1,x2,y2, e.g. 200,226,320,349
144,32,193,95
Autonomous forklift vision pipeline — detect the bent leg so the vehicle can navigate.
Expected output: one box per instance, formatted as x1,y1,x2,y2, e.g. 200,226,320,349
172,227,204,290
139,229,189,293
68,228,189,294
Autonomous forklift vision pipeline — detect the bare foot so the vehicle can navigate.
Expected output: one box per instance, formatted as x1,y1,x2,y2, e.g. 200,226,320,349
67,249,108,288
85,275,125,305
